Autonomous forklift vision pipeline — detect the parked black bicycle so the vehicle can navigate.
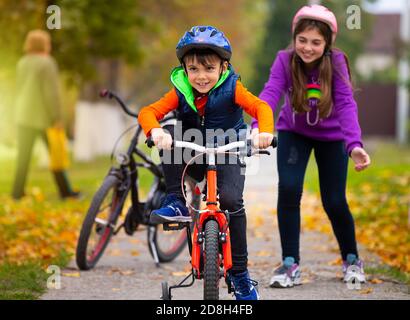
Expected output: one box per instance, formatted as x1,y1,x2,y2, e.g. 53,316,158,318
76,90,200,270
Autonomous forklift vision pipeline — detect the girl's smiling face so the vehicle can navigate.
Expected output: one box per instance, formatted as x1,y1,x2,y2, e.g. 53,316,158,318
184,54,228,94
294,27,326,66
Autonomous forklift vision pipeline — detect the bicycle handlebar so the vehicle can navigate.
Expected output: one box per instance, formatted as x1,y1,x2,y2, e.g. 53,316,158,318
146,136,278,157
100,89,139,118
100,89,178,126
174,140,245,154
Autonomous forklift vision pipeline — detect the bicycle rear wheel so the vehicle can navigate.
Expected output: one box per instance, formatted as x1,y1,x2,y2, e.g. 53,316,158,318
148,177,200,262
203,219,220,300
76,175,124,270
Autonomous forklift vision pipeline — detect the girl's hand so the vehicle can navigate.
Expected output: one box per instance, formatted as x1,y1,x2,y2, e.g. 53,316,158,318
351,147,371,172
151,128,173,150
253,132,274,149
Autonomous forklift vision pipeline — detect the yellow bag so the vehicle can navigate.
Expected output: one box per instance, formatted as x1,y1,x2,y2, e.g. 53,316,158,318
46,127,70,171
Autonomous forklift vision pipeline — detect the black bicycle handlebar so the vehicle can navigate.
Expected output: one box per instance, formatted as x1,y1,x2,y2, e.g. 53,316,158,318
100,89,139,118
146,136,156,148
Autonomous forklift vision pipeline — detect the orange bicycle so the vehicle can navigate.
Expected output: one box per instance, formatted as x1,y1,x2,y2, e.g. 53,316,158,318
147,136,277,300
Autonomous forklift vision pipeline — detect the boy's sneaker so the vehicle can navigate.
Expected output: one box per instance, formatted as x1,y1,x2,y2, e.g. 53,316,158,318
342,254,366,283
269,257,301,288
229,270,260,300
149,194,191,224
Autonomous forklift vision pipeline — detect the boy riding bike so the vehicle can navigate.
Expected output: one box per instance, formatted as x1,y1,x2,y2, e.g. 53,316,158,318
138,26,274,300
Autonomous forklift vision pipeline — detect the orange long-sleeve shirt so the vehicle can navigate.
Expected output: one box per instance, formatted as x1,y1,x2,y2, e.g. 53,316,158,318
138,81,274,136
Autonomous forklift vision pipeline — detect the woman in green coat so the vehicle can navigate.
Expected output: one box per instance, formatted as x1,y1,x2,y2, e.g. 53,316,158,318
12,29,79,199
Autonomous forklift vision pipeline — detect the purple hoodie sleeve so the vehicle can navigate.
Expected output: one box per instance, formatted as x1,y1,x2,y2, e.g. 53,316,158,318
251,52,287,129
332,52,363,155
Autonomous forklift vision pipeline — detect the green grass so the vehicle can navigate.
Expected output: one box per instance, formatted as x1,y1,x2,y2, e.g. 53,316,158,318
303,139,410,193
0,262,47,299
366,265,410,285
0,145,156,299
0,252,71,300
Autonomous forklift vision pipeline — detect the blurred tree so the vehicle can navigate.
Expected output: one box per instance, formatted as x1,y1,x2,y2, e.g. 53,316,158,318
128,0,269,106
248,0,306,95
0,0,148,142
50,0,146,101
0,0,268,141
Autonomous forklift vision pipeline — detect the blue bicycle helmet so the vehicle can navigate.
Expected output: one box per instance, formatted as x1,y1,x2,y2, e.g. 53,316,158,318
176,26,232,62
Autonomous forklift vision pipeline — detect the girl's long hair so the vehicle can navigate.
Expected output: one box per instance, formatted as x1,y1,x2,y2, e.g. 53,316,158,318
290,19,352,118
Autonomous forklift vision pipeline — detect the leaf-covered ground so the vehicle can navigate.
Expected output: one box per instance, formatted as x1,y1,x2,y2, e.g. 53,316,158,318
0,154,154,299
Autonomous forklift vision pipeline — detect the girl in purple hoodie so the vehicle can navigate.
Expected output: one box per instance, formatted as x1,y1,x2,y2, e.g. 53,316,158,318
251,5,371,288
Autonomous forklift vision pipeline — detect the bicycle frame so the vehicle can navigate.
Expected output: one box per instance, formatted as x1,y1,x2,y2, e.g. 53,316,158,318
108,118,175,226
191,157,233,279
101,89,175,226
105,127,155,227
173,140,246,279
153,136,277,299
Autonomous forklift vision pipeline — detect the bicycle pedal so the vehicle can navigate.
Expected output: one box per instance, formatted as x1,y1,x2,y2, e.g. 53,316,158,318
163,222,189,231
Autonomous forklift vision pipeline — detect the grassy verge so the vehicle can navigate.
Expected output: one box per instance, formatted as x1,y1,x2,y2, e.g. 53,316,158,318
0,252,71,300
365,265,410,285
0,261,48,300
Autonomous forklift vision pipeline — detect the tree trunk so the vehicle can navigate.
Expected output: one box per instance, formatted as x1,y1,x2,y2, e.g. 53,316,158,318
80,58,121,101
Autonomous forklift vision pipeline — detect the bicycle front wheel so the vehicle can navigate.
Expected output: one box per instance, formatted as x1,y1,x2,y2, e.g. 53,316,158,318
76,175,124,270
203,219,220,300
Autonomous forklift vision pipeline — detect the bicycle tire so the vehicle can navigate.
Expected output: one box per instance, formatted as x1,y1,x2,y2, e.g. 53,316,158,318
203,219,220,300
76,175,123,270
147,177,200,263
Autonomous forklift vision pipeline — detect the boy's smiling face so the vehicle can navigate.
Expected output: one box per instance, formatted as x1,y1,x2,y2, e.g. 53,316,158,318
184,54,228,94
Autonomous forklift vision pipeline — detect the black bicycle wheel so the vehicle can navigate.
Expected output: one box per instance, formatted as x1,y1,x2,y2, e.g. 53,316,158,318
148,177,200,263
76,175,124,270
203,219,220,300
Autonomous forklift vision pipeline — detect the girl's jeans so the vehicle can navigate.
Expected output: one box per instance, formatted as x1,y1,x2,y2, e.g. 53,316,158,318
277,130,359,264
159,125,248,274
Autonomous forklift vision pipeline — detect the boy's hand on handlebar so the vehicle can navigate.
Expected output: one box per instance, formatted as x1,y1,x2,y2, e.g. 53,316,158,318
253,132,274,149
150,128,173,150
250,128,259,141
